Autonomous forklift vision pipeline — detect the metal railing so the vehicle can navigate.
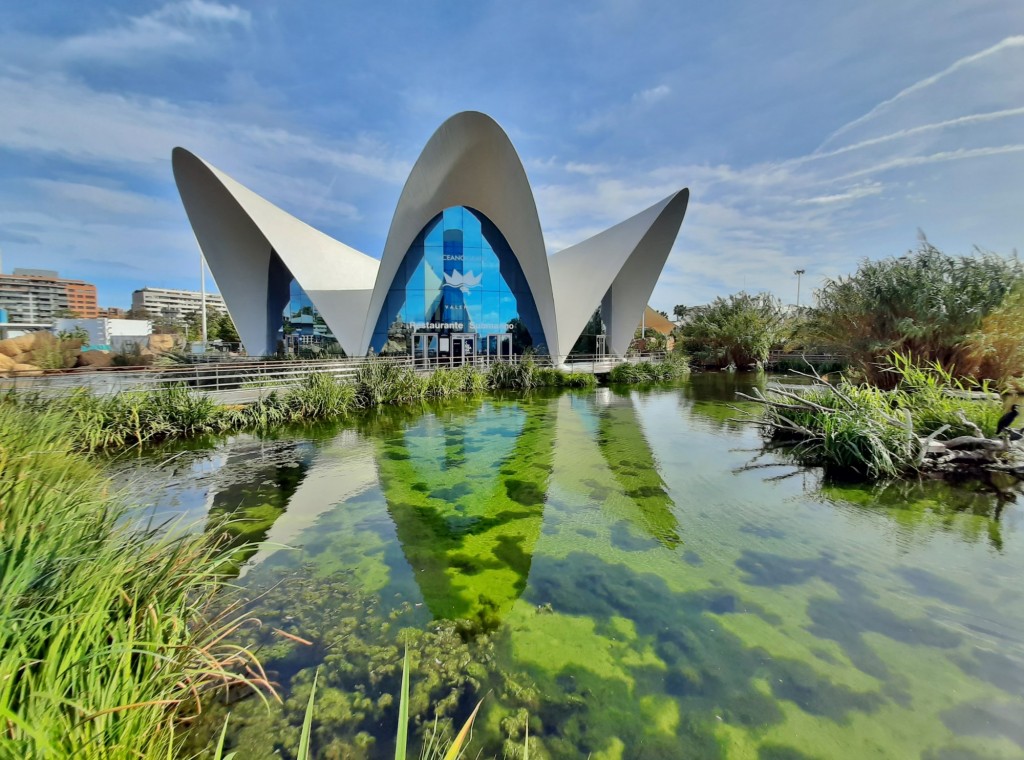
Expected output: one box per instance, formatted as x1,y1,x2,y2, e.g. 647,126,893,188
0,351,673,400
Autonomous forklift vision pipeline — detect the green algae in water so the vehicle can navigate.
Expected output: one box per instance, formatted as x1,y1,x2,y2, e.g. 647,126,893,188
117,375,1024,759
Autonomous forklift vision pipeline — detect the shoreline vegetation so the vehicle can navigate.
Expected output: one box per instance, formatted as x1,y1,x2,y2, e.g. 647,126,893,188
2,355,688,453
738,353,1020,481
0,403,270,758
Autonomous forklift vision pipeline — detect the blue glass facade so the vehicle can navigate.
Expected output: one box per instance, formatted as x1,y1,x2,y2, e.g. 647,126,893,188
370,207,545,355
278,279,336,351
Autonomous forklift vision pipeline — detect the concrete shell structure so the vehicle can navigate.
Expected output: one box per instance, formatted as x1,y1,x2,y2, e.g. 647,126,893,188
172,112,689,362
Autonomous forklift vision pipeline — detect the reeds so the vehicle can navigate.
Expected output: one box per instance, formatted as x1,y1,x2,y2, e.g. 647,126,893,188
757,353,1001,479
5,358,611,453
608,357,690,384
0,403,269,758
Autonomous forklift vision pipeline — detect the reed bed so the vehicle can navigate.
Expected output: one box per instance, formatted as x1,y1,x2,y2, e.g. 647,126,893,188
0,404,268,758
5,357,678,453
608,357,690,384
751,354,1002,479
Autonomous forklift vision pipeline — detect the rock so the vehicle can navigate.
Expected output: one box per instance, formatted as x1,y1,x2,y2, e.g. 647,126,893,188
147,333,177,353
0,338,19,358
0,354,15,371
12,363,42,376
77,350,113,368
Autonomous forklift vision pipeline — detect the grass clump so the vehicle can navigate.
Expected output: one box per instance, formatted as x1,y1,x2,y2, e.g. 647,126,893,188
752,353,1002,479
354,360,428,406
609,357,690,384
0,403,267,758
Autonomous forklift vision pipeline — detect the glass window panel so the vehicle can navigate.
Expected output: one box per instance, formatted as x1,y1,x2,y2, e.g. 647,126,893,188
462,210,483,246
443,206,463,230
423,216,443,246
424,245,443,272
481,248,501,292
460,245,482,279
406,287,426,325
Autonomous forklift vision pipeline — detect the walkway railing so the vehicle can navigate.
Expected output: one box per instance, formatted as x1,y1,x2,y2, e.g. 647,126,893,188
0,351,671,401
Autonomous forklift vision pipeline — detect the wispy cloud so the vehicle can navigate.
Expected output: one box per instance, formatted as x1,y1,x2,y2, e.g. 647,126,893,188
819,35,1024,149
634,84,671,104
56,0,251,62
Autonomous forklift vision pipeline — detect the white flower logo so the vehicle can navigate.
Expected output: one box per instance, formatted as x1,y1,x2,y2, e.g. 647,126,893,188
443,270,483,294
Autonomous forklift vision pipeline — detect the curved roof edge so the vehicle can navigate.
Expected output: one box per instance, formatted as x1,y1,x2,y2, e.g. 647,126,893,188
549,189,689,358
172,148,380,356
362,111,558,357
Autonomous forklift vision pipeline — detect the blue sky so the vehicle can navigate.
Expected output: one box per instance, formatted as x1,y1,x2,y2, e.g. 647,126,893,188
1,1,1023,311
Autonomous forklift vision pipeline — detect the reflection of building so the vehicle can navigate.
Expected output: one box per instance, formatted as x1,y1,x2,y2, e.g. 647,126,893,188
0,269,98,321
131,287,227,322
173,111,690,362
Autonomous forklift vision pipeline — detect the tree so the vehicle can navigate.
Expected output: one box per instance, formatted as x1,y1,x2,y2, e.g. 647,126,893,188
210,312,240,343
53,308,81,319
801,242,1022,385
673,304,691,321
681,292,784,369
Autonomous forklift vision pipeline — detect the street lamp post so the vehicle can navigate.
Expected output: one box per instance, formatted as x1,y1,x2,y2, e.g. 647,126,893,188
794,269,806,309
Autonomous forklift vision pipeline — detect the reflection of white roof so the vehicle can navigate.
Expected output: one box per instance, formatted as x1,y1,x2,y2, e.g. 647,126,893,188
172,112,689,360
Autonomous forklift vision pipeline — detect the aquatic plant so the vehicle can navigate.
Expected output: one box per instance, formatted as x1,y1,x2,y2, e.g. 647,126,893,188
486,357,539,390
745,353,1006,479
608,356,689,384
355,360,429,406
0,403,268,758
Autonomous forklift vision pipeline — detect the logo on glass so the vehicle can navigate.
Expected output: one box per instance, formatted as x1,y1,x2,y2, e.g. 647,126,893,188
442,270,482,294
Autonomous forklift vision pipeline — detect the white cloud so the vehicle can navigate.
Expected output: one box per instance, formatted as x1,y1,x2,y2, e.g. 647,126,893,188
57,0,251,62
819,35,1024,149
634,84,671,104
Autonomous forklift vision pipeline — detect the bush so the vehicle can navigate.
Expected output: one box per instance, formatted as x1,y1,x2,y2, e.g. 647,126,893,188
682,292,785,369
801,242,1022,386
760,353,1001,478
608,357,690,384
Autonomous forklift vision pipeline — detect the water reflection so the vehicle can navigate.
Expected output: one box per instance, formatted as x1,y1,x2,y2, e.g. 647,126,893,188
113,375,1024,759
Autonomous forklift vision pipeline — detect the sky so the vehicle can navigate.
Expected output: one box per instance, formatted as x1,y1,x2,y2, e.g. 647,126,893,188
1,1,1023,312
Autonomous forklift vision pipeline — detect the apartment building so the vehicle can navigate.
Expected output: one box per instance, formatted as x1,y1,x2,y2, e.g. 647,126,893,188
0,269,98,322
131,287,227,322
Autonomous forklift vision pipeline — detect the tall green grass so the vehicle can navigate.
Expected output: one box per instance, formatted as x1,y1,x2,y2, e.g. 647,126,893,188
0,403,268,758
759,353,1002,479
608,356,690,384
5,358,607,452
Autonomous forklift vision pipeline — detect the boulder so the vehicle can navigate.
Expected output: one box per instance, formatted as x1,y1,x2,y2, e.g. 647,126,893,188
12,363,42,376
77,350,113,368
147,333,177,353
11,331,55,352
0,353,15,371
0,337,21,357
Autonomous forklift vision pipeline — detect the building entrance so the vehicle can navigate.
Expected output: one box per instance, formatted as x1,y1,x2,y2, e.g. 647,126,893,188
412,333,439,366
451,333,478,365
487,333,512,361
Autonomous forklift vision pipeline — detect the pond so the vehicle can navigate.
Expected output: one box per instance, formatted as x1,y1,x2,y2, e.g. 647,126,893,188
114,374,1024,759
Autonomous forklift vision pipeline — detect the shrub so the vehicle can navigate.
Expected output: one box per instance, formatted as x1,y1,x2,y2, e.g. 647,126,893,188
801,242,1022,386
682,292,785,369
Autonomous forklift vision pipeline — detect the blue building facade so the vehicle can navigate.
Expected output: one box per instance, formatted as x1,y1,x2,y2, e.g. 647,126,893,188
370,206,546,358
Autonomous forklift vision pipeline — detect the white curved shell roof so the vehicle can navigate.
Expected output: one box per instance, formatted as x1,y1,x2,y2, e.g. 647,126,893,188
172,111,689,360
